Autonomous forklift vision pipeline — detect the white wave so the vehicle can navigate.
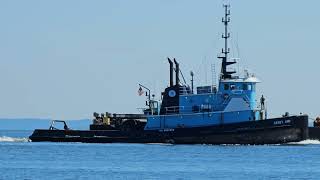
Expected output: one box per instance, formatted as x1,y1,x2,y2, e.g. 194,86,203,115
287,139,320,145
0,136,30,142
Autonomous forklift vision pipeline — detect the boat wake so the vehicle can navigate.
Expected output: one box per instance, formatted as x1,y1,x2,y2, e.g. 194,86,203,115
287,139,320,145
0,136,30,142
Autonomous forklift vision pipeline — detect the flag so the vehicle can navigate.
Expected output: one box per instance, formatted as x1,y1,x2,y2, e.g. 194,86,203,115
138,87,144,96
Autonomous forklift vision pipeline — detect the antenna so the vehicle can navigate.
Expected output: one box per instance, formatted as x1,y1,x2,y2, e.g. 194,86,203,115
218,4,236,80
190,71,194,94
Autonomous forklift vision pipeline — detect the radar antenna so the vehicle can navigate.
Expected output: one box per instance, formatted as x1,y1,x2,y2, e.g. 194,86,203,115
218,4,236,80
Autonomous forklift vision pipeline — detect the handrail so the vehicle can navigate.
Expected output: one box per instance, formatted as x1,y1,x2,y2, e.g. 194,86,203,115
164,105,213,114
148,108,259,118
179,86,192,95
49,120,70,130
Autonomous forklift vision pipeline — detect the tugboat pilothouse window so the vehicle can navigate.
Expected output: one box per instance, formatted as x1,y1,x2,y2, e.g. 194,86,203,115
230,84,236,90
243,84,248,90
224,84,229,90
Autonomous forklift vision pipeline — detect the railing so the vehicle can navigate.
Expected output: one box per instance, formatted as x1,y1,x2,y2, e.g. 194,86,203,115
138,108,159,116
149,106,256,118
179,86,192,95
165,106,182,114
164,105,215,115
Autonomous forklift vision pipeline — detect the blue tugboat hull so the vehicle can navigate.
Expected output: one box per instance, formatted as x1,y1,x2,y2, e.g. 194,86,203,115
29,115,308,145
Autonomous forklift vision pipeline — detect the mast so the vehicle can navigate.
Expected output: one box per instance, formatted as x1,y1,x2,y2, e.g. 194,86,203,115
190,71,194,94
218,5,236,80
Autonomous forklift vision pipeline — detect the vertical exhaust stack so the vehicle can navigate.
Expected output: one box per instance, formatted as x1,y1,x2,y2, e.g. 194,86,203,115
173,58,179,86
168,58,174,87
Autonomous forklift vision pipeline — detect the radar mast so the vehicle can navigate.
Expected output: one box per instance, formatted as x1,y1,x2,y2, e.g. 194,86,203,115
218,5,236,80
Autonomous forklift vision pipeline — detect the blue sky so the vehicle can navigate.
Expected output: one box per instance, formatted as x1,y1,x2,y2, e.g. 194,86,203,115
0,0,319,120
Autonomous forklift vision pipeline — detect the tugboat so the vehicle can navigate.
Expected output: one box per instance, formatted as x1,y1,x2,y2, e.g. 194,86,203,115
29,5,308,144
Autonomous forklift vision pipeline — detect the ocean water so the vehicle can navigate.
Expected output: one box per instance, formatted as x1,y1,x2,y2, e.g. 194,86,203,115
0,131,320,180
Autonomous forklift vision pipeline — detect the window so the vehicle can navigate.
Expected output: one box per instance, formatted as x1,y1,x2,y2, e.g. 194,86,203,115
224,84,229,90
248,84,252,91
192,105,200,113
243,84,248,90
252,85,256,91
230,84,236,90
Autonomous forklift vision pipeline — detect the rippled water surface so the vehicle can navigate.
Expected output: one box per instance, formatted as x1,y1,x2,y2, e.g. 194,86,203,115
0,130,320,180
